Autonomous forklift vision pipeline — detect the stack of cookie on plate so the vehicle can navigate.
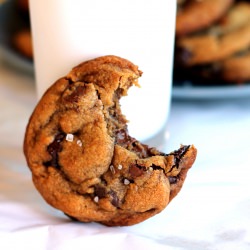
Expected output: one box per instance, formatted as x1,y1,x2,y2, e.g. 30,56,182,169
174,0,250,85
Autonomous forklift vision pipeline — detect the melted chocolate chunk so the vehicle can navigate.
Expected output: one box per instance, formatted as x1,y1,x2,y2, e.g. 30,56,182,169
65,85,86,103
168,176,178,185
45,133,65,168
166,146,190,185
170,145,190,167
109,190,119,207
129,164,145,178
94,185,107,199
151,164,164,171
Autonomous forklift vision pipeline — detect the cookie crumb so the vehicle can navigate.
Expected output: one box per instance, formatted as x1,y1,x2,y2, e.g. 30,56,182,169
66,133,74,142
117,164,123,170
123,179,130,185
94,196,99,203
76,139,82,147
110,165,115,174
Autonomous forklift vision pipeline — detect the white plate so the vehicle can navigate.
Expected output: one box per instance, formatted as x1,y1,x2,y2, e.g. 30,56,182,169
172,82,250,100
0,0,33,74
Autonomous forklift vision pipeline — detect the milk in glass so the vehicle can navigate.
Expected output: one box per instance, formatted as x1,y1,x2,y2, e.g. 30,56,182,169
29,0,176,143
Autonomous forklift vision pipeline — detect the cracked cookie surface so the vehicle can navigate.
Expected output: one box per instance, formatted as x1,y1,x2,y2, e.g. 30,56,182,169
24,55,197,226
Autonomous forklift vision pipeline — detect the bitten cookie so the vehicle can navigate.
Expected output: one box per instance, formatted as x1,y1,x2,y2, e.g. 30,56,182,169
176,0,234,37
24,55,197,226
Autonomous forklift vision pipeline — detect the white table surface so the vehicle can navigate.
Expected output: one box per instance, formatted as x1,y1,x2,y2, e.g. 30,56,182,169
0,56,250,250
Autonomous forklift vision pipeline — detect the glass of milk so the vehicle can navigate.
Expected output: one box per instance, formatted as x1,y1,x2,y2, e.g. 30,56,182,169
29,0,176,144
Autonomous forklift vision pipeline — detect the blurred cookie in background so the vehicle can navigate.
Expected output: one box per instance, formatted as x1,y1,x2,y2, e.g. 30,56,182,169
182,48,250,84
11,0,33,60
175,1,250,66
12,29,32,59
219,49,250,83
17,0,28,13
176,0,234,37
174,0,250,85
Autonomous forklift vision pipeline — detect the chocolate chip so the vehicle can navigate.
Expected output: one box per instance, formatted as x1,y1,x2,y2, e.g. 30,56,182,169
45,133,65,168
151,164,163,170
109,190,119,207
168,176,178,184
129,164,144,178
94,185,107,199
65,85,86,103
170,145,190,167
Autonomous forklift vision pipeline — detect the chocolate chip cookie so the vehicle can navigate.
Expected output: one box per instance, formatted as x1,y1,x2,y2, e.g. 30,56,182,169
175,2,250,66
176,0,234,37
12,29,33,59
190,48,250,84
219,49,250,83
24,55,197,226
17,0,29,13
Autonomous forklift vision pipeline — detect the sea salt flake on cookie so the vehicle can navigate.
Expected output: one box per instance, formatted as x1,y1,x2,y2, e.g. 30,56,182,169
117,164,123,170
76,139,82,147
109,165,115,174
66,133,74,142
123,179,130,185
